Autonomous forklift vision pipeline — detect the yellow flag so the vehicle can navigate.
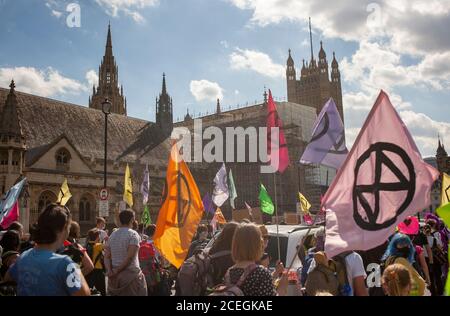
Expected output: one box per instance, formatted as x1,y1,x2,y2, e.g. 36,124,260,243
123,164,133,207
57,178,72,206
154,144,204,268
215,208,227,224
298,192,311,213
442,173,450,206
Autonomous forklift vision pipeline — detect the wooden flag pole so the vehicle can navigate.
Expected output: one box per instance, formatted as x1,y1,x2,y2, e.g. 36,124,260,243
273,172,281,262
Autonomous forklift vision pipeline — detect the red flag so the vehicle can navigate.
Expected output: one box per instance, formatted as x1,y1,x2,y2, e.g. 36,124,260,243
0,201,19,229
266,90,289,173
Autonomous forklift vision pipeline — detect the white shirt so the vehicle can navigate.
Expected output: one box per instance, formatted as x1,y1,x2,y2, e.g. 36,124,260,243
106,227,141,272
307,252,367,296
98,229,108,243
427,232,443,250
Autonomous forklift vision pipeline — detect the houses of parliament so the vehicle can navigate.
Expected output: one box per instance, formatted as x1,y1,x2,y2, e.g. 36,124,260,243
0,22,359,233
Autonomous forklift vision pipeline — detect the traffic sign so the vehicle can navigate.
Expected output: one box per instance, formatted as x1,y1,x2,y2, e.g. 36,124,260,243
100,188,109,201
99,200,109,217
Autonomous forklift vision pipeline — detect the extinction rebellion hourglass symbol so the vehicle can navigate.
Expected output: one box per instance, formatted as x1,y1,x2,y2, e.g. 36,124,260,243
352,142,416,231
310,113,347,155
161,172,192,229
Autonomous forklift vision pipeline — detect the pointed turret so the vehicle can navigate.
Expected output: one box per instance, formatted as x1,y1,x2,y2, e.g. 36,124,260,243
216,99,221,114
89,23,126,115
156,73,173,137
286,49,297,102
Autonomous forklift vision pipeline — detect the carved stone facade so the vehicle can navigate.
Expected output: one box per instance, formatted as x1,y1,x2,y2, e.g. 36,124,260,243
286,19,343,121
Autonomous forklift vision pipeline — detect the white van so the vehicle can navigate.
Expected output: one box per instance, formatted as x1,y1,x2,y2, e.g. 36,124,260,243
265,224,322,270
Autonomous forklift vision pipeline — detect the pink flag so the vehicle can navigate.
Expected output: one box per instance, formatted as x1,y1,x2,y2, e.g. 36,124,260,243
0,201,19,229
266,90,290,173
245,201,254,220
323,91,439,258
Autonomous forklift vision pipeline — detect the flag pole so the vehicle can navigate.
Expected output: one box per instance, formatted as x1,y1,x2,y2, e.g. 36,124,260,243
273,172,281,262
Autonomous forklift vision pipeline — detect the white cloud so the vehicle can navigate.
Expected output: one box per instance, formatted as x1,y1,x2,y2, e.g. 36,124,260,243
229,48,285,78
190,80,224,102
234,89,240,95
85,70,99,88
228,0,450,56
229,0,450,157
0,67,87,97
95,0,159,23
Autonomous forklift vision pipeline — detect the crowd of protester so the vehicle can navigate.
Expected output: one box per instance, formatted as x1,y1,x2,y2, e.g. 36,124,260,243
0,203,448,296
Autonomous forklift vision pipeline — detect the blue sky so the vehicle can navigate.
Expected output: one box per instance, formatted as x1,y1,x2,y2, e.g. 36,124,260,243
0,0,449,157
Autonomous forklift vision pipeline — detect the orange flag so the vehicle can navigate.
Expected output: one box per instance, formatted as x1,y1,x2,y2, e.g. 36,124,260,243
154,144,204,268
214,207,227,224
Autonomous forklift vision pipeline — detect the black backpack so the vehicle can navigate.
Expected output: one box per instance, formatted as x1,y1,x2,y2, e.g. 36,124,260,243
175,250,231,296
60,243,84,266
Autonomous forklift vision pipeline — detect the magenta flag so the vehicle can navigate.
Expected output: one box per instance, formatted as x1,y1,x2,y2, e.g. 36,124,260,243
323,91,439,258
266,90,289,173
300,98,348,170
0,201,19,229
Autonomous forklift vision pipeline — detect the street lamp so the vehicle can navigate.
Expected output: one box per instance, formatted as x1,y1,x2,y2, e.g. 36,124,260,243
102,99,111,189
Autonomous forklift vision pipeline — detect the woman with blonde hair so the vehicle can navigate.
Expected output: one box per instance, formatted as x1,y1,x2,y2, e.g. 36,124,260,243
223,223,288,296
382,263,412,296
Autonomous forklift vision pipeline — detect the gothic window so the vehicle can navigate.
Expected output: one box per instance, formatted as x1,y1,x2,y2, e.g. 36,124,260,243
12,151,20,166
56,148,71,170
38,191,56,212
79,194,94,222
288,66,293,71
106,72,111,84
0,151,7,166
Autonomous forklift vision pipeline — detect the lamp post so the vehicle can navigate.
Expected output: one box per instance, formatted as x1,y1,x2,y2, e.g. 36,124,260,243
102,99,111,189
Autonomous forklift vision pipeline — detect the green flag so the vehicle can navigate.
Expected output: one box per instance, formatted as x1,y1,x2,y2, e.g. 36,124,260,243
259,183,274,215
229,169,237,209
446,245,450,296
437,203,450,296
437,203,450,228
141,204,151,226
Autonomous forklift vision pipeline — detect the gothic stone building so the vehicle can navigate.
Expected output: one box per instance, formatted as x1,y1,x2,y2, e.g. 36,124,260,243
1,23,343,231
0,25,173,233
286,20,343,121
176,96,335,221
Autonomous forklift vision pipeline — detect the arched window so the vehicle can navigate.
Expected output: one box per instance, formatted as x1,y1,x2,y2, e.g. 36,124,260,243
38,191,57,212
79,194,94,222
56,148,71,170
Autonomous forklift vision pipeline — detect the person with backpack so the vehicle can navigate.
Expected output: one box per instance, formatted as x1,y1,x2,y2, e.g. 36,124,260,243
382,263,413,296
424,219,446,295
138,224,166,296
187,224,210,259
298,227,324,287
211,223,288,296
381,233,426,296
175,222,239,296
0,230,20,279
306,249,368,296
60,221,94,277
208,222,239,286
397,216,431,288
85,228,106,296
3,204,90,296
104,209,147,296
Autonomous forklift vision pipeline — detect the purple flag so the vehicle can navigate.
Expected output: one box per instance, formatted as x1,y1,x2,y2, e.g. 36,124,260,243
202,193,215,215
300,98,348,170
